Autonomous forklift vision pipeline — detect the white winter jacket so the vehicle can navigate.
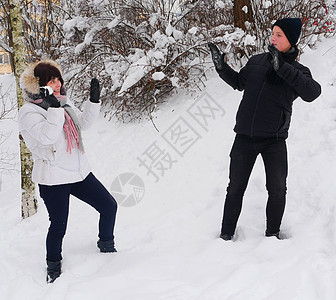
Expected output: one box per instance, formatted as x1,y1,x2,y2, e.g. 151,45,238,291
18,99,100,185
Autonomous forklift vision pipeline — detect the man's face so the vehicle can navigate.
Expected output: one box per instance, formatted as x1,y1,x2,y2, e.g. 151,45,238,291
270,26,292,52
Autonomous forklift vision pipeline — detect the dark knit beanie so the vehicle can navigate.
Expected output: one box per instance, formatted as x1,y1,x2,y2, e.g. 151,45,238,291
272,18,302,46
34,63,64,87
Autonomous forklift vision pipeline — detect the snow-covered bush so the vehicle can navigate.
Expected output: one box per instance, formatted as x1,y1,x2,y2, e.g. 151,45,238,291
58,0,232,121
58,0,335,122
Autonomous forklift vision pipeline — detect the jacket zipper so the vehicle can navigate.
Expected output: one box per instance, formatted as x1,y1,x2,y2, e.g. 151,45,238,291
250,81,266,137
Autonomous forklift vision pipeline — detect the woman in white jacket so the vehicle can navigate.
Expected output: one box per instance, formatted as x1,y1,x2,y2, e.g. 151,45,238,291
18,59,118,283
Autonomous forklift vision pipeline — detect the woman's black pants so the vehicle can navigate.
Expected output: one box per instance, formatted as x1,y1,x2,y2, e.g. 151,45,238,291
39,172,117,262
221,134,288,236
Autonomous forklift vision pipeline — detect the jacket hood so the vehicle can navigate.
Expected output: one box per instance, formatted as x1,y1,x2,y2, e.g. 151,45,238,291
20,59,63,99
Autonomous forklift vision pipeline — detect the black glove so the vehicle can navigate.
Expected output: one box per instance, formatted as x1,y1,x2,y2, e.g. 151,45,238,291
39,87,60,108
208,42,226,71
90,78,100,103
268,44,284,72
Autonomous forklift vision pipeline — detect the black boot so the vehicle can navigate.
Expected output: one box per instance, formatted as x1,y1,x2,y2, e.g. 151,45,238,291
46,260,61,283
265,231,282,240
97,239,117,253
220,233,233,241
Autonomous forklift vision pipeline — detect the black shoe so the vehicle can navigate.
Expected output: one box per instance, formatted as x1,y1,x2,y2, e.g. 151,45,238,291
97,239,117,253
265,231,281,240
220,233,232,241
46,260,61,283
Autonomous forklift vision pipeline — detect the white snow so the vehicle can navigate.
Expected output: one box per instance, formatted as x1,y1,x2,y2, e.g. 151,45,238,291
107,17,120,29
118,31,175,94
1,36,336,299
152,72,165,81
244,34,256,46
215,1,226,9
188,27,198,35
63,17,90,35
166,23,174,37
118,55,149,95
263,1,272,9
242,5,248,14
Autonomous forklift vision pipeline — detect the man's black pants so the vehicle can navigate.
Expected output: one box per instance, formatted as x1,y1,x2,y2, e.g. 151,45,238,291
221,134,288,236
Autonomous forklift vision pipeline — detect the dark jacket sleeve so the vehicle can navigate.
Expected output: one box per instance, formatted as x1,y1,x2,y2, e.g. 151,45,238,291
216,61,249,92
277,62,321,102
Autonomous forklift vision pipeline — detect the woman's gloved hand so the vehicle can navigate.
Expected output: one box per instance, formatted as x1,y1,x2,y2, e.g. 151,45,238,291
40,87,60,108
90,78,100,103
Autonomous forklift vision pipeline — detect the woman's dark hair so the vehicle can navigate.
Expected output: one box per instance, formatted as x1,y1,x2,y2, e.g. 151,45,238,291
34,63,64,87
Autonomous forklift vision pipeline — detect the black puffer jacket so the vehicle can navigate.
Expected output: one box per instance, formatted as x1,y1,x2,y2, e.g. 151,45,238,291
217,49,321,138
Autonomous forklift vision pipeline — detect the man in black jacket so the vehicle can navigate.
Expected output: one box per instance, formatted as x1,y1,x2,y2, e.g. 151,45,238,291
209,18,321,241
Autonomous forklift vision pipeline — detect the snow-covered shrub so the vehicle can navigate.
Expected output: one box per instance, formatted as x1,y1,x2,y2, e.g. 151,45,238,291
58,0,335,122
58,0,232,121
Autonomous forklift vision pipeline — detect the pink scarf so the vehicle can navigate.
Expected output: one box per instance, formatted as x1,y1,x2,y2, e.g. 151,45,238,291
55,95,84,154
63,111,80,153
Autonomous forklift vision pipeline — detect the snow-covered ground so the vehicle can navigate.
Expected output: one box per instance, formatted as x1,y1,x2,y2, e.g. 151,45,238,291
1,36,336,299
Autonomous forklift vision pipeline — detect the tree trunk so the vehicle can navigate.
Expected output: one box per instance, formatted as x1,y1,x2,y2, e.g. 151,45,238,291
9,0,38,218
233,0,253,31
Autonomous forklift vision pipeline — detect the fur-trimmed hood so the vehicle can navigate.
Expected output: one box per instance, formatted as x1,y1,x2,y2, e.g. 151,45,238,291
20,59,63,100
